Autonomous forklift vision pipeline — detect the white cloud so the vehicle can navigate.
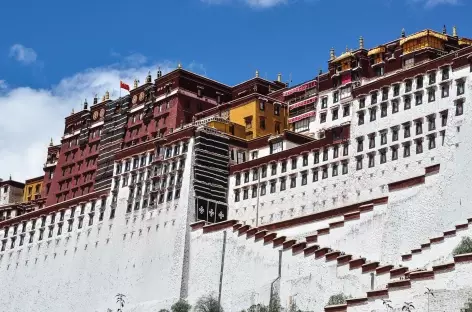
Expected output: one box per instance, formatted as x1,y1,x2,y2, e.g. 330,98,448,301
409,0,459,7
201,0,287,8
0,59,174,182
9,44,38,64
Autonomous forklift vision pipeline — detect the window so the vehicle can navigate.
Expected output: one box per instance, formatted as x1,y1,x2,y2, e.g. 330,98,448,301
356,156,363,170
322,167,328,179
312,169,319,182
274,104,280,116
429,72,436,85
275,122,281,134
441,84,449,98
428,116,436,131
252,169,258,181
369,134,375,149
271,163,277,175
244,171,249,183
281,161,287,173
416,139,423,154
343,143,349,156
380,149,387,164
270,141,283,154
280,178,286,191
428,135,436,150
332,164,338,177
293,119,309,133
382,88,389,101
441,110,448,127
369,107,377,122
260,117,266,130
252,185,257,198
368,153,375,168
291,158,297,170
404,95,411,110
333,92,339,103
270,181,276,193
332,108,339,120
380,131,387,145
359,98,365,109
358,111,365,125
381,103,387,117
416,76,423,89
235,173,241,186
343,104,350,117
391,146,398,160
442,67,449,80
415,93,423,106
243,189,249,200
392,100,399,114
357,138,364,152
392,127,399,141
342,162,348,174
415,120,423,135
290,176,296,188
457,80,465,96
371,92,378,104
403,143,411,157
300,173,307,185
405,80,412,92
331,146,338,159
428,88,435,102
374,66,384,77
259,101,265,111
320,112,327,123
456,99,464,116
323,149,328,161
321,97,328,109
234,190,240,202
260,184,266,196
261,165,267,178
303,154,308,166
393,84,400,97
404,124,411,138
314,151,320,164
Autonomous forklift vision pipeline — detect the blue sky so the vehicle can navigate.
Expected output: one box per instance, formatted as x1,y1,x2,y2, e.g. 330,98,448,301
0,0,470,181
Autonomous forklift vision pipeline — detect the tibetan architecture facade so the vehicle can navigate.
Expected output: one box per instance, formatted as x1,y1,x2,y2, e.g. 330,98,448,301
1,26,472,312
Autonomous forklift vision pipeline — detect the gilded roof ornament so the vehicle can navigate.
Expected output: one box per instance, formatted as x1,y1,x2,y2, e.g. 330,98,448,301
146,71,152,83
401,28,406,38
277,73,282,82
177,62,182,69
83,99,88,110
443,25,447,35
359,36,364,49
330,48,335,61
50,138,53,147
133,79,139,89
71,108,74,115
105,91,110,100
453,25,457,37
255,70,259,78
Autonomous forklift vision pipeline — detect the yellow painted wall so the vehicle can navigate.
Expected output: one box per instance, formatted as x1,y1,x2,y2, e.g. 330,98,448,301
229,100,257,139
208,121,246,139
23,180,42,202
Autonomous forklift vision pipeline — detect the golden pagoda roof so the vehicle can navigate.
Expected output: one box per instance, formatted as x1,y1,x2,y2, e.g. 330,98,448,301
400,29,447,46
332,51,353,63
367,46,386,56
459,38,472,46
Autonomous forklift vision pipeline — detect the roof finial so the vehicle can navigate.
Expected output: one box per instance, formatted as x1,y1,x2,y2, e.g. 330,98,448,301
146,71,152,83
157,67,162,79
93,94,98,105
9,174,11,180
255,70,259,78
330,48,335,61
83,99,88,110
71,108,74,115
359,36,364,49
105,90,110,100
133,79,139,89
345,45,349,53
277,73,282,82
319,68,322,75
177,62,182,69
50,138,53,147
443,25,447,35
401,28,406,38
453,25,457,37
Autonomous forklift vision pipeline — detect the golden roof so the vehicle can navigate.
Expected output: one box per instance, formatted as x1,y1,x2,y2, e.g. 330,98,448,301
367,46,386,56
400,29,447,45
332,51,353,63
459,38,472,46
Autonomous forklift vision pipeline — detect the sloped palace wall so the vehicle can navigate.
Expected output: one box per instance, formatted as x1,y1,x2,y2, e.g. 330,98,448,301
1,66,472,312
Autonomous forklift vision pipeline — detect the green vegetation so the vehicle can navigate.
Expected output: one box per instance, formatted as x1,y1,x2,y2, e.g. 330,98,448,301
327,293,351,305
453,237,472,256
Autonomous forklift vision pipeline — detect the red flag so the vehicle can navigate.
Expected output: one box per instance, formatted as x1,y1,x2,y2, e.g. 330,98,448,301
120,81,130,91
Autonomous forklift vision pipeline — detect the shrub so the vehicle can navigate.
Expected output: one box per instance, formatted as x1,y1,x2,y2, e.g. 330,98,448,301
194,295,223,312
453,237,472,256
327,293,351,305
171,299,191,312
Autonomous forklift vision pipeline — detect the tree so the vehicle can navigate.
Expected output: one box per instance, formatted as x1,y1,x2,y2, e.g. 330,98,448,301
116,294,126,312
453,237,472,256
171,299,191,312
402,302,415,312
327,293,351,305
194,295,223,312
382,299,393,312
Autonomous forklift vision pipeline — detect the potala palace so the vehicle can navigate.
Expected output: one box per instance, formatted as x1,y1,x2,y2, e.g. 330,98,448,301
2,27,472,312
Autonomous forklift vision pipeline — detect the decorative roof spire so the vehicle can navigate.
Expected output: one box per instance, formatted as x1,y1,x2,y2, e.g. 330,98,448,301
102,95,106,102
146,71,152,83
71,108,75,115
453,25,458,37
93,94,98,105
255,70,259,78
443,25,447,35
277,73,282,82
50,138,53,147
359,36,364,49
134,79,139,89
177,62,182,69
83,99,88,110
157,67,162,79
345,46,349,53
330,48,335,60
401,28,406,38
319,68,322,75
105,91,110,100
9,174,11,180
